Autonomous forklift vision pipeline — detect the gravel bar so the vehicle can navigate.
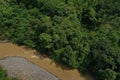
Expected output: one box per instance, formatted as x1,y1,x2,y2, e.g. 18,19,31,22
0,57,60,80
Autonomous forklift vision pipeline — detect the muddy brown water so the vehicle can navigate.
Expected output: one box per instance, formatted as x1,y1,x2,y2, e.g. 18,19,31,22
0,42,87,80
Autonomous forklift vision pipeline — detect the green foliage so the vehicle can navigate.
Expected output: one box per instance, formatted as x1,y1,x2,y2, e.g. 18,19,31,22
97,69,117,80
38,33,52,50
10,0,37,8
61,45,79,68
0,67,18,80
39,0,62,16
0,0,120,80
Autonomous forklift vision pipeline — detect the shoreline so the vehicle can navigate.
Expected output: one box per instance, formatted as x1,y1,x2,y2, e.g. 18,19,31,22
0,57,60,80
0,42,87,80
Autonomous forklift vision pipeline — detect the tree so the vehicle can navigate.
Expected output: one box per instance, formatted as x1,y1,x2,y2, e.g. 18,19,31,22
61,45,79,68
97,69,117,80
11,0,37,8
37,33,52,52
39,0,62,16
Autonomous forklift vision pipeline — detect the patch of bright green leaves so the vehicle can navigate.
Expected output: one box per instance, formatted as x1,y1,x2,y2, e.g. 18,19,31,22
0,67,17,80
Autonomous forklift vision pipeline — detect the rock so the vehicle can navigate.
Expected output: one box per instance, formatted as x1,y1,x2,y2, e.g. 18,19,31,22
0,57,59,80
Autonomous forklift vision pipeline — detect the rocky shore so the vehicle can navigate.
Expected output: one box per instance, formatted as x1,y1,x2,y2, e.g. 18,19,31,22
0,57,59,80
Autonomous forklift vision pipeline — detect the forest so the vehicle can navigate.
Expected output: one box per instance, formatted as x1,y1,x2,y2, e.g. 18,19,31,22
0,0,120,80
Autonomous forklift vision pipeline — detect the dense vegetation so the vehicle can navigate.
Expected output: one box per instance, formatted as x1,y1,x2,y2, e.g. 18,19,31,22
0,0,120,80
0,67,17,80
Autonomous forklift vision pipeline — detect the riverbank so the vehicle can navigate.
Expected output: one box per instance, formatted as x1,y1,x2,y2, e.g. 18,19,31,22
0,42,87,80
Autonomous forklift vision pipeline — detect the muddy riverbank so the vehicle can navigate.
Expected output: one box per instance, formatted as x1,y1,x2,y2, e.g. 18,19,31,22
0,42,87,80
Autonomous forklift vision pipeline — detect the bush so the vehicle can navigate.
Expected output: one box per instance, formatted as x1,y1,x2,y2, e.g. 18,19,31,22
0,67,18,80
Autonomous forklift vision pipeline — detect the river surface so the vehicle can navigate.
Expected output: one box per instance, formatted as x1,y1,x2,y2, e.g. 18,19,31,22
0,42,87,80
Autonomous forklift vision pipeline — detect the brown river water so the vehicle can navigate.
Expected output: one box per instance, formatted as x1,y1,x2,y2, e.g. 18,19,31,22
0,42,89,80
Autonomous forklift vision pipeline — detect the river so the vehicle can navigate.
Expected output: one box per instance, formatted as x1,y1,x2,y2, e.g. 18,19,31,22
0,42,89,80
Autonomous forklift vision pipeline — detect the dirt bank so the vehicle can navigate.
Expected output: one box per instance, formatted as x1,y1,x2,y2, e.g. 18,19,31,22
0,42,87,80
